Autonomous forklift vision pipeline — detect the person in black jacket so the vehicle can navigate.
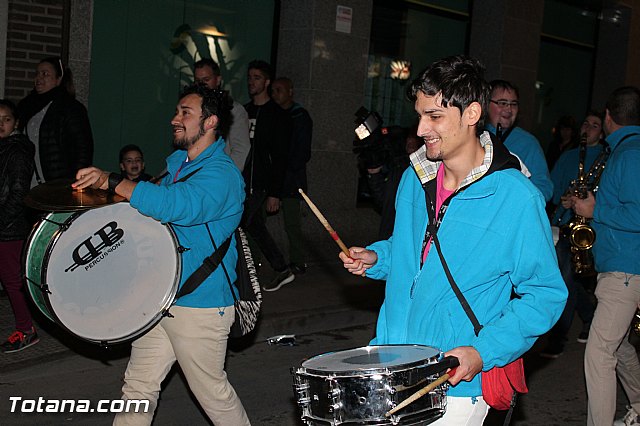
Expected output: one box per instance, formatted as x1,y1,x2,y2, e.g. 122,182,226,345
17,57,93,185
243,60,294,291
0,99,38,353
271,77,312,274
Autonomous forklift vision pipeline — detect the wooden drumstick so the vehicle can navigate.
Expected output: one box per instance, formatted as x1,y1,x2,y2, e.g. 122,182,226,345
298,189,351,258
385,370,454,418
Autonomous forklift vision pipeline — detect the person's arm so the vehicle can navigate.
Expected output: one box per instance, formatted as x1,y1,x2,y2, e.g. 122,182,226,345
64,100,94,172
266,107,291,200
227,103,250,171
592,150,640,231
472,191,568,370
0,141,34,230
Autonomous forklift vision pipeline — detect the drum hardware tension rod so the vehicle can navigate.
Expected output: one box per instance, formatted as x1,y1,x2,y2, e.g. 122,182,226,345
385,369,456,418
162,309,174,318
178,246,190,253
42,217,70,230
24,276,52,294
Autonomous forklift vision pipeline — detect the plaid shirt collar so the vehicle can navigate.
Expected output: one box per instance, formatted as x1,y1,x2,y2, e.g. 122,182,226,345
409,130,493,189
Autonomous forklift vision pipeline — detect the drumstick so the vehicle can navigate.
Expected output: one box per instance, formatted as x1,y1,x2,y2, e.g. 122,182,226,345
385,369,456,417
298,189,351,258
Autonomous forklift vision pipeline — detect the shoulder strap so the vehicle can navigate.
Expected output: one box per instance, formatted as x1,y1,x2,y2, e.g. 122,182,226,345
423,181,484,336
175,231,232,299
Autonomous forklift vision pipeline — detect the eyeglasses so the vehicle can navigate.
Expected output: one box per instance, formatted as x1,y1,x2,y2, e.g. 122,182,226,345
491,100,519,108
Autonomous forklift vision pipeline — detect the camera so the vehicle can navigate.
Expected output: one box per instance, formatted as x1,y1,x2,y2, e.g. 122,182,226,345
352,107,412,239
353,107,406,171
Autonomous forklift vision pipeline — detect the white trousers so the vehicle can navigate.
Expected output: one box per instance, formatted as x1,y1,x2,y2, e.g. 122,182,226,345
113,305,250,426
430,396,489,426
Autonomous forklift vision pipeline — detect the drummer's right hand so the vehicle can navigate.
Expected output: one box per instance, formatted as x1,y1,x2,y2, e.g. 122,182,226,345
73,167,109,191
339,247,377,277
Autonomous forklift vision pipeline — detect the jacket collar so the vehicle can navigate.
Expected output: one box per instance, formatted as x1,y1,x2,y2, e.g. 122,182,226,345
606,125,640,151
166,137,225,173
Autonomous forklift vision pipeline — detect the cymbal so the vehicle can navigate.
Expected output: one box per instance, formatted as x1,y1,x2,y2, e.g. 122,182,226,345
24,179,125,211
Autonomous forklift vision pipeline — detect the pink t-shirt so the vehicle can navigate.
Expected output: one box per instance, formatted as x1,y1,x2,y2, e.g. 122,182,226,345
421,164,454,263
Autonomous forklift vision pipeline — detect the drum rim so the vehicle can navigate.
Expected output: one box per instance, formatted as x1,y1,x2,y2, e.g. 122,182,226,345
39,204,182,345
298,344,443,376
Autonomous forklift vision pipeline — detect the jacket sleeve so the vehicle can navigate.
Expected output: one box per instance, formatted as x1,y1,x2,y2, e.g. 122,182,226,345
266,108,292,198
472,192,568,369
288,109,312,172
593,149,640,232
227,103,251,171
130,161,244,227
0,141,34,231
64,100,94,172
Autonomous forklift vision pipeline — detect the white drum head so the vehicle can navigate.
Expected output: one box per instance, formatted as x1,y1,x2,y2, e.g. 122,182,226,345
44,203,180,343
302,345,441,373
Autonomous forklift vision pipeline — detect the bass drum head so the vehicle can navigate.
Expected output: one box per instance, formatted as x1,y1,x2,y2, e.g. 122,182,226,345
43,203,181,344
301,345,442,376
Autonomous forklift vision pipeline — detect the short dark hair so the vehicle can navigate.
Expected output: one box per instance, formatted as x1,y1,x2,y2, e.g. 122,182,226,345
584,109,603,122
119,144,144,163
490,79,520,99
179,83,233,138
248,59,273,81
605,86,640,126
0,99,18,118
194,58,220,76
408,55,490,134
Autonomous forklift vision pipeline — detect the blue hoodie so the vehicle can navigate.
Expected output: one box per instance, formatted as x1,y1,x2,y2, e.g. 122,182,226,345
486,124,554,201
366,132,567,398
592,125,640,274
130,138,245,308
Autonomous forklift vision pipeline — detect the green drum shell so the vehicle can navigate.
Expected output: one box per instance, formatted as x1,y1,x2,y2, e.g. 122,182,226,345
24,212,74,322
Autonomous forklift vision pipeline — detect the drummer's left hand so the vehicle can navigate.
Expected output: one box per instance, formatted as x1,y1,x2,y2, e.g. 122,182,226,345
73,167,109,191
443,346,483,386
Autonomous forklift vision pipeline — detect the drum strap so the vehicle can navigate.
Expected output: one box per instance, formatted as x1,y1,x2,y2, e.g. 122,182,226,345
175,232,232,299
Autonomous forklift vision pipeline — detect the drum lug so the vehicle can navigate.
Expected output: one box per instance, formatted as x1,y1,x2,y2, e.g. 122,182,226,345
40,284,52,295
177,245,190,253
162,309,174,318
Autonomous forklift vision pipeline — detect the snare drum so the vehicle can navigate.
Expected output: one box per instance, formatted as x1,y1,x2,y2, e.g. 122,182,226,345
293,345,449,425
24,203,181,344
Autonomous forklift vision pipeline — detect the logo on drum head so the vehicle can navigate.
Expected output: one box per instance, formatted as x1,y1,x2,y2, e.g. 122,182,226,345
66,222,125,272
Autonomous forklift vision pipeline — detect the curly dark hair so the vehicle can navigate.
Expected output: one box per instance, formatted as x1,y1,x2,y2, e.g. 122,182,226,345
178,82,233,138
408,55,490,135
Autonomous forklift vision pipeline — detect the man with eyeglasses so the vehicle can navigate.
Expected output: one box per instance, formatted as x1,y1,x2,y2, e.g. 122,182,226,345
486,80,553,201
119,144,152,182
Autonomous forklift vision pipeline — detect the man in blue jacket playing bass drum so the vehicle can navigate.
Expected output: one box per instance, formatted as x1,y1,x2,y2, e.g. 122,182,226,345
340,56,567,425
73,83,250,425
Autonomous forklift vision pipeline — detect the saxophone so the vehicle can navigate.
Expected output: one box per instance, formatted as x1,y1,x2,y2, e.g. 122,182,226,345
560,134,608,275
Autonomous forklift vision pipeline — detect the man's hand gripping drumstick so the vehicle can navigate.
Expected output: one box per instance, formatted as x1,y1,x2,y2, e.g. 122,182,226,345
297,189,377,276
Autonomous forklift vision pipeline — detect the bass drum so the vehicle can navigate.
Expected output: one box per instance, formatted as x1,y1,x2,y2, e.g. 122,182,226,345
24,203,181,345
293,345,450,425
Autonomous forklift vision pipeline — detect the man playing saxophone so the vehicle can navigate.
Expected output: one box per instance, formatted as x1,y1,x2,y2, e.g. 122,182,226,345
540,111,605,359
572,87,640,426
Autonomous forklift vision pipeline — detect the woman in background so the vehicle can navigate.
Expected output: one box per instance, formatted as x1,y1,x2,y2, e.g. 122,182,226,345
17,56,93,185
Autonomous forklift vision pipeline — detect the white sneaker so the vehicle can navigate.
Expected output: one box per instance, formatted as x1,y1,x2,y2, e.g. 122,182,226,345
614,406,640,426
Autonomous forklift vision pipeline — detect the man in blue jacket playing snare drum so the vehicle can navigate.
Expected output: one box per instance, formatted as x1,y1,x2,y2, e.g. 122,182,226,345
73,83,250,425
340,56,567,425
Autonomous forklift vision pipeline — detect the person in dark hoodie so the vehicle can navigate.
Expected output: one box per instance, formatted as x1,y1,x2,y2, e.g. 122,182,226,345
17,57,93,185
339,56,567,425
0,99,38,353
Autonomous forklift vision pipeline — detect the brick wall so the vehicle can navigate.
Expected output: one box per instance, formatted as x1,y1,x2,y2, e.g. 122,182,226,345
4,0,66,102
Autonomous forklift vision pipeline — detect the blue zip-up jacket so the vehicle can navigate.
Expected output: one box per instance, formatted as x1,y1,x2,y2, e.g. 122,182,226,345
592,125,640,274
366,132,567,398
130,139,245,308
486,124,554,202
550,144,606,226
